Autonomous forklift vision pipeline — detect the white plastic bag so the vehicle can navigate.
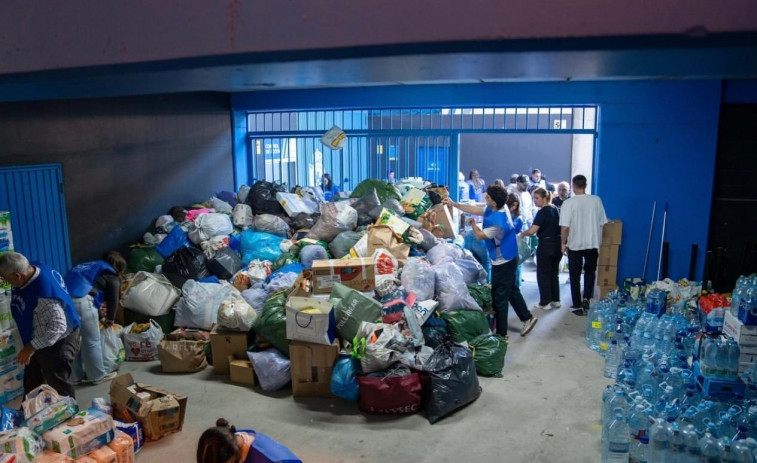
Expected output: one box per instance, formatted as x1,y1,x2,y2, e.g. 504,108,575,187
357,323,408,373
320,125,347,150
427,242,463,265
248,349,291,391
237,185,251,204
246,259,272,283
241,283,268,312
123,320,164,361
188,213,233,245
454,258,488,285
217,291,257,332
265,272,298,296
232,204,253,229
210,196,233,214
174,280,231,331
299,244,328,269
307,205,357,242
101,325,125,374
401,257,436,301
253,214,290,237
22,385,61,419
121,272,180,317
434,262,482,312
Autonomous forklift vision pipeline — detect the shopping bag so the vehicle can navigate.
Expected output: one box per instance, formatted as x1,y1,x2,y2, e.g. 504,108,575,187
101,325,125,374
121,272,179,317
357,368,422,415
123,320,164,361
157,339,208,373
328,283,382,343
285,297,336,346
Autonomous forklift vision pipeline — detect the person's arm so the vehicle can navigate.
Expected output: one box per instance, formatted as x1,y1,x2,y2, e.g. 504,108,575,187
520,224,540,237
443,198,485,216
100,273,120,324
561,226,570,255
467,218,488,240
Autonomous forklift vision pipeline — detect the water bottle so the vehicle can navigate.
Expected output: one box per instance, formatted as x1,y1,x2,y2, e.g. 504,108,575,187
629,402,653,441
666,417,685,462
603,412,632,462
602,384,615,423
732,438,755,462
604,388,630,430
648,417,670,462
587,302,604,351
721,437,739,462
629,435,649,463
700,430,721,462
732,276,746,317
703,337,720,378
680,411,702,463
605,339,623,379
728,339,742,381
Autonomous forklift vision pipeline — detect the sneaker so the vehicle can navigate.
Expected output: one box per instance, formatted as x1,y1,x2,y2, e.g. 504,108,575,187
520,317,538,336
571,306,587,316
73,379,83,386
533,303,551,311
550,301,561,309
89,371,118,386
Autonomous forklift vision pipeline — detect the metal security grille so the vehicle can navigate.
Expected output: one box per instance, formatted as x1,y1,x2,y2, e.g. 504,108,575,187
244,105,597,191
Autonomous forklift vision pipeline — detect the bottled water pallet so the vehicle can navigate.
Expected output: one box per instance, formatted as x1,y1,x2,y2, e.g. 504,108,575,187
693,360,746,400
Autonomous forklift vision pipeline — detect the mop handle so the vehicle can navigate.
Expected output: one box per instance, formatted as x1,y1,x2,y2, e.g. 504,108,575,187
657,202,668,281
642,201,657,280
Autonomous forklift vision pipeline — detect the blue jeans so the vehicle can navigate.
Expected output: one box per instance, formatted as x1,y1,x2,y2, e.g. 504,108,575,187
71,296,107,382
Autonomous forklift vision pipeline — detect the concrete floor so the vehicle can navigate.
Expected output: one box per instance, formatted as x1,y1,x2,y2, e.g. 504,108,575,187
76,261,612,463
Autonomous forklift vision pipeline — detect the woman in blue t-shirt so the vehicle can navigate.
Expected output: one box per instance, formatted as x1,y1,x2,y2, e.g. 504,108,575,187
197,418,302,463
321,173,340,201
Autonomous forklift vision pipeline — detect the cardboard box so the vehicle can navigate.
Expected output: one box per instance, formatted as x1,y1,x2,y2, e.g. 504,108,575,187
289,270,312,298
109,373,187,441
598,285,618,299
210,330,250,375
598,244,620,267
229,356,256,386
429,204,458,239
596,265,618,287
723,311,757,346
602,220,623,245
289,340,339,397
311,258,375,295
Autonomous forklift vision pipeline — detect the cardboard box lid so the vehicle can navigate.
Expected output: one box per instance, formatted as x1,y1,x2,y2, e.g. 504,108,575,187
311,257,374,271
109,373,187,423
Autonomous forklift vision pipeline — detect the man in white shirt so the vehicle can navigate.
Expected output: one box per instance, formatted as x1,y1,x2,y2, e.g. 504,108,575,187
515,175,535,227
559,175,608,315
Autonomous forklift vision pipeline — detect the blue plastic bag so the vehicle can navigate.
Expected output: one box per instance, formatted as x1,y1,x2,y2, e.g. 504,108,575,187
240,230,283,265
197,275,221,284
299,244,328,269
0,406,23,431
267,263,305,282
464,230,491,281
228,233,241,252
215,190,238,206
156,226,189,259
330,355,361,402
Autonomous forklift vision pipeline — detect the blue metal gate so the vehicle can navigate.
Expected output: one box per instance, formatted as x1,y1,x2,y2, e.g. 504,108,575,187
0,164,72,272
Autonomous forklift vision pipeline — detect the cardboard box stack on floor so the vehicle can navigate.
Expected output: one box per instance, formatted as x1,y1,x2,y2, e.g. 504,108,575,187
597,220,622,298
723,310,757,374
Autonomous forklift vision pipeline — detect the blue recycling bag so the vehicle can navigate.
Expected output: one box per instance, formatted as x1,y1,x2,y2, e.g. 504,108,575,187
330,355,361,402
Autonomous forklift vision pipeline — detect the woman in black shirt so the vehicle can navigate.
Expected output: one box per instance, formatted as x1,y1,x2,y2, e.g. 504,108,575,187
520,188,562,310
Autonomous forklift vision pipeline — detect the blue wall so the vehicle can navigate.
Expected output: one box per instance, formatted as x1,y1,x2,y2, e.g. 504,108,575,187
232,80,723,284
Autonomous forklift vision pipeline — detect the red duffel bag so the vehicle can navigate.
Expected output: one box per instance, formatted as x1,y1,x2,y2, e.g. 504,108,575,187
357,370,423,415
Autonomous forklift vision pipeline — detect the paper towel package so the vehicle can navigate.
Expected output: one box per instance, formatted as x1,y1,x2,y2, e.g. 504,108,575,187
42,409,115,458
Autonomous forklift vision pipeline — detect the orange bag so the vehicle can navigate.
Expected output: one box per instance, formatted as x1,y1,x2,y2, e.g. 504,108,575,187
107,431,135,463
87,445,117,463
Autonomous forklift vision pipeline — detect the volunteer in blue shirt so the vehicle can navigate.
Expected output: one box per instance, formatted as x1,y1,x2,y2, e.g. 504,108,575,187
64,251,126,385
0,252,81,398
444,185,538,338
197,418,302,463
321,173,340,201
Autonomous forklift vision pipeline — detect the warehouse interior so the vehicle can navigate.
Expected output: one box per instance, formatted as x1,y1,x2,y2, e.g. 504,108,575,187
1,2,757,462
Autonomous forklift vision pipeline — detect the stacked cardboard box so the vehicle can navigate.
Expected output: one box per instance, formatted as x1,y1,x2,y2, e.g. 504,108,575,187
723,311,757,374
597,220,622,296
289,340,339,397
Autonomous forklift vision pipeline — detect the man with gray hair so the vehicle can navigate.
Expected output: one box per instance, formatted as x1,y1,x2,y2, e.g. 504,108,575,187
0,252,81,398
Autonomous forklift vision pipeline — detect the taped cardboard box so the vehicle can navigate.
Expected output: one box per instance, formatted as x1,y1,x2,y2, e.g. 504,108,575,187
602,220,623,245
289,340,339,398
598,244,620,267
210,329,250,375
109,374,187,441
596,265,618,287
427,204,458,239
723,311,757,346
228,356,256,386
311,258,375,295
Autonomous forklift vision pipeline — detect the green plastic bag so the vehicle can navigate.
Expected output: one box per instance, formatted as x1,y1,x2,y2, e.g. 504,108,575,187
350,179,401,204
251,289,291,356
273,251,298,270
467,284,492,311
441,310,491,344
404,193,432,220
290,238,330,258
329,283,382,343
126,246,164,273
469,333,507,377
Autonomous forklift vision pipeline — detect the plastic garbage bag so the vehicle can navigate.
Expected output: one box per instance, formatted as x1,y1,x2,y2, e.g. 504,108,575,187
291,213,315,231
246,259,273,283
351,179,401,204
162,246,210,289
467,284,492,311
233,204,254,229
121,271,180,317
469,333,507,377
240,230,283,265
265,271,299,296
248,349,291,392
241,283,269,313
123,320,164,361
353,322,408,373
329,231,363,258
427,242,463,265
209,196,234,214
398,344,434,370
329,283,383,343
188,213,234,245
418,229,439,252
422,316,448,349
272,251,297,270
101,325,125,374
330,355,361,402
175,280,232,330
207,247,243,280
454,258,488,285
217,292,257,331
350,189,381,215
464,230,491,277
200,235,230,260
299,244,328,269
252,290,290,356
246,181,286,216
434,262,482,312
254,214,290,237
423,339,482,424
401,257,435,301
441,310,491,343
126,246,164,273
517,234,533,264
307,205,358,242
143,232,167,246
369,199,405,220
237,185,251,204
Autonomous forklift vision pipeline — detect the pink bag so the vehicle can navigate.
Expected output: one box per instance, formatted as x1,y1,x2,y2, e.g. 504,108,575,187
185,208,213,222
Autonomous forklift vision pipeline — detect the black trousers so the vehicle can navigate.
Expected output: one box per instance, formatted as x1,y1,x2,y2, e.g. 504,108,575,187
567,248,599,308
536,238,562,305
491,258,532,336
24,328,80,399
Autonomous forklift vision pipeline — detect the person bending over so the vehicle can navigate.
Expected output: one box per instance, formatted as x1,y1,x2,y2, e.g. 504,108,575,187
197,418,302,463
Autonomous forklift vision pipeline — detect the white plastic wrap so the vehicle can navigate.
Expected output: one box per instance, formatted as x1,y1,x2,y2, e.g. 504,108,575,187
0,427,44,463
217,291,257,332
174,280,232,331
248,349,291,391
22,385,61,419
232,204,253,230
434,262,482,312
401,257,436,301
121,272,180,317
188,213,233,245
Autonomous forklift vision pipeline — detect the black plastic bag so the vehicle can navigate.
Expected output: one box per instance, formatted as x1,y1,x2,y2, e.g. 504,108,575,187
162,246,210,288
351,189,381,215
423,339,482,424
207,247,243,280
422,316,448,349
246,180,286,215
292,212,315,230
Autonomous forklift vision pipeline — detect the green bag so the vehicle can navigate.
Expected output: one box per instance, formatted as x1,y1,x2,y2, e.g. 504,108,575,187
290,238,330,258
469,333,507,377
329,283,382,343
404,193,432,220
441,310,491,344
251,289,291,356
467,284,492,311
127,246,164,273
273,251,298,270
350,179,402,204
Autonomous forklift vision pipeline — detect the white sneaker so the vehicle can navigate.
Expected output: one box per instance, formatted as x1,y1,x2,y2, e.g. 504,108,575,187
533,303,551,311
89,371,118,386
550,302,561,309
